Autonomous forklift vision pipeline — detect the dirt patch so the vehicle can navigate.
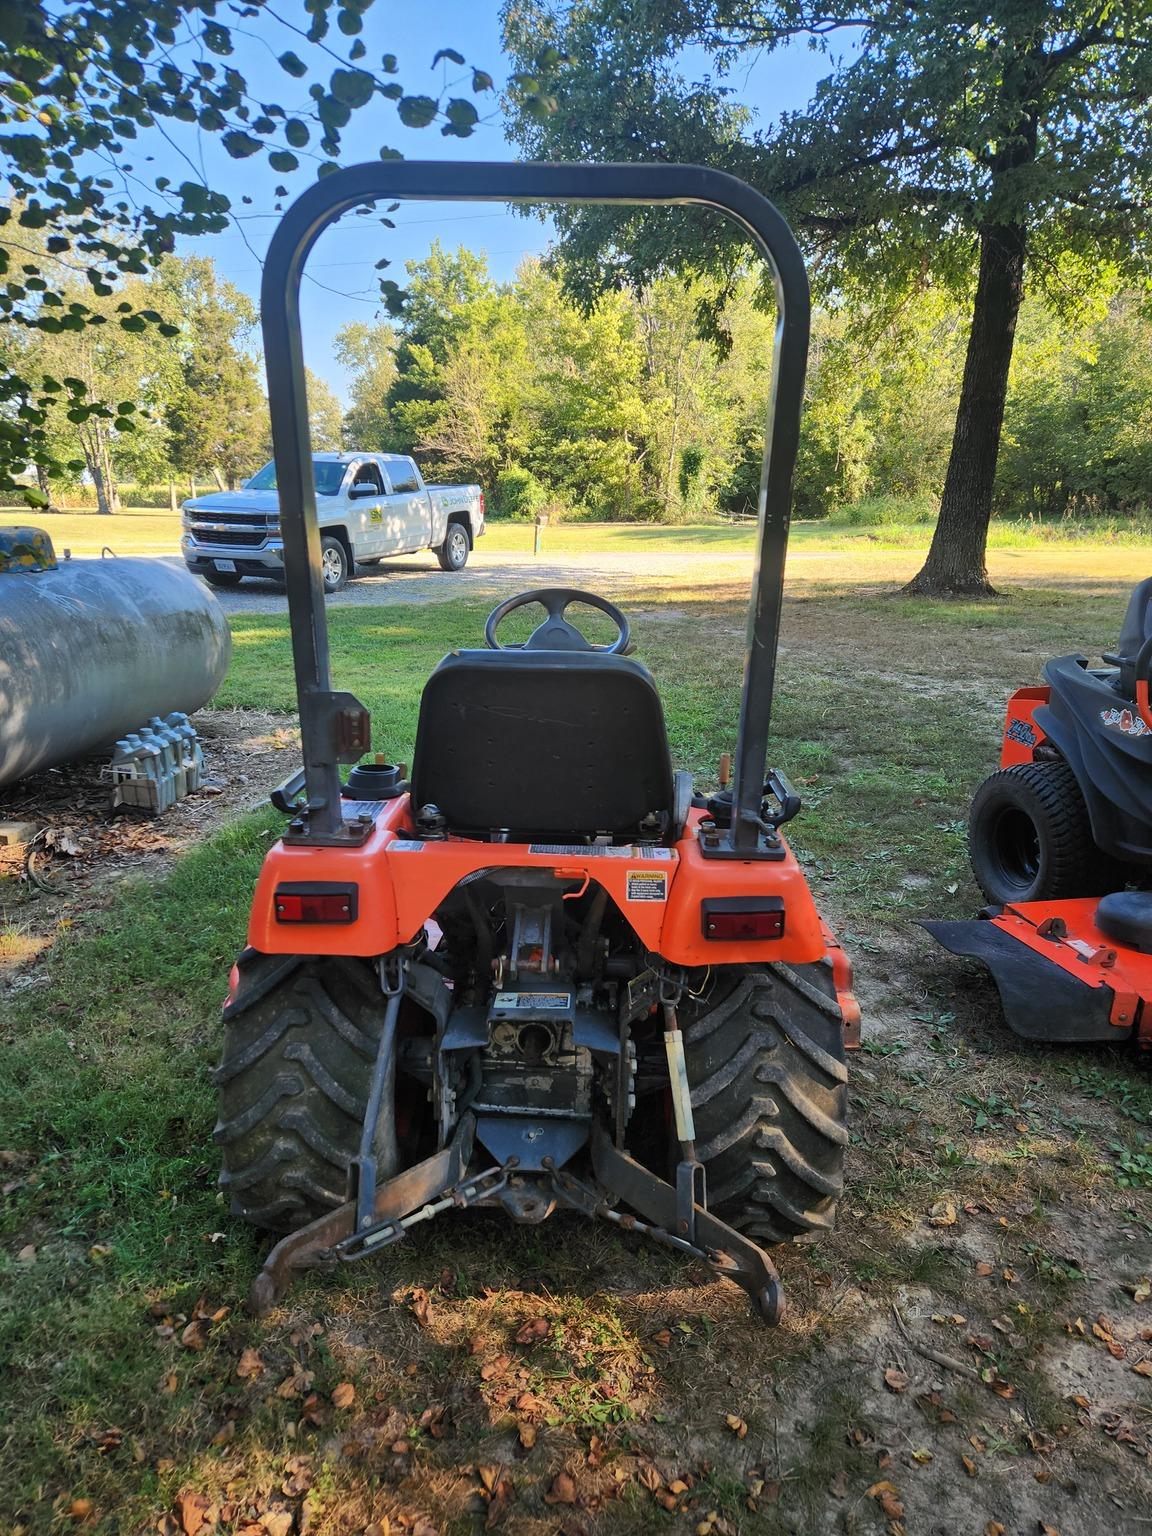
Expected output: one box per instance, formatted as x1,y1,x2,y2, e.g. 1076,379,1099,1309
0,707,297,986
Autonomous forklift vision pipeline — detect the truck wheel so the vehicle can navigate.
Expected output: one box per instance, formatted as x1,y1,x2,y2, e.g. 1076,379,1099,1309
203,568,243,589
214,956,387,1233
682,965,848,1245
321,535,350,593
968,760,1126,904
436,522,470,572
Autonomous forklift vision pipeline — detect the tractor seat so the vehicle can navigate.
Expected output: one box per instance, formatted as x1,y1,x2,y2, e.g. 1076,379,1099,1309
410,648,675,841
1095,890,1152,955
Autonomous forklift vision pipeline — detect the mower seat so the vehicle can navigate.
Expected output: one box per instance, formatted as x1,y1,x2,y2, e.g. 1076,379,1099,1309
410,648,676,841
1116,576,1152,697
1096,891,1152,955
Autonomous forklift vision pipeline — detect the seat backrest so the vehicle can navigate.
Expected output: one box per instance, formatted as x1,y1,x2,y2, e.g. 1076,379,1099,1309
410,649,674,840
1118,577,1152,697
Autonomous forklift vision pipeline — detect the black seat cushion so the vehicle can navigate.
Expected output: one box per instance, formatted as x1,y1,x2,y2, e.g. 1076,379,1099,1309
1117,576,1152,697
410,649,674,839
1096,890,1152,954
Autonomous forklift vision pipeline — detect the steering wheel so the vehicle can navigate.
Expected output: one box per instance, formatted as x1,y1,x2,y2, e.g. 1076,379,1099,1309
484,588,631,654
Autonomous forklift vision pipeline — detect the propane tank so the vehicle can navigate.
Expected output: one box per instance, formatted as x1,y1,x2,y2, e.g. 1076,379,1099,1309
0,528,232,787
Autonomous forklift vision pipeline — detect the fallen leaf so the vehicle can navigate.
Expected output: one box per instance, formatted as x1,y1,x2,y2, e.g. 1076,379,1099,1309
480,1355,511,1382
724,1413,748,1439
962,1456,978,1478
68,1499,93,1522
1132,1360,1152,1378
1129,1278,1151,1304
910,1448,933,1465
408,1288,433,1328
636,1463,662,1492
985,1525,1005,1536
176,1491,212,1536
262,1510,293,1536
864,1481,904,1520
929,1200,957,1227
515,1318,549,1345
518,1422,537,1450
211,1421,235,1447
331,1382,356,1410
17,1244,37,1263
650,1328,672,1348
236,1348,264,1380
543,1472,577,1505
179,1320,209,1352
975,1261,995,1277
883,1368,910,1394
275,1368,313,1399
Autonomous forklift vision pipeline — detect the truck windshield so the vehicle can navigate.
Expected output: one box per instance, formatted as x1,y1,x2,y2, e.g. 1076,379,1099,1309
246,460,346,497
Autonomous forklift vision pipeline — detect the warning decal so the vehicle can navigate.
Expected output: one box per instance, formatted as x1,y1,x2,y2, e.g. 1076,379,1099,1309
389,839,425,852
626,869,668,902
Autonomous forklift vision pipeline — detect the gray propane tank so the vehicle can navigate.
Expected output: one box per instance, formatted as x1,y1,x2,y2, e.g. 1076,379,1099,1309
0,528,232,788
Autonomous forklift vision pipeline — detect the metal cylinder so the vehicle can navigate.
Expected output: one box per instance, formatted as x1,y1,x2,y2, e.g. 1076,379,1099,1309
0,555,232,787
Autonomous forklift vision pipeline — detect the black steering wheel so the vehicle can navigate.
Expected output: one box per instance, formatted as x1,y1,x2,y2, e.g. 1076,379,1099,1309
484,587,631,654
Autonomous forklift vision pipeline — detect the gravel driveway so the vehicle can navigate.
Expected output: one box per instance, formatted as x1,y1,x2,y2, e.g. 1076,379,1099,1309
162,547,765,615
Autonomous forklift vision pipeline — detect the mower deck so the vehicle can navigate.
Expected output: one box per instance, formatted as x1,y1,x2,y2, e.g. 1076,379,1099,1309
924,898,1152,1047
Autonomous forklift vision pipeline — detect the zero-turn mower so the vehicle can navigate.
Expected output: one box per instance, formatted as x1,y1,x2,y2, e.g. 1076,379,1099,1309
216,162,860,1323
925,577,1152,1047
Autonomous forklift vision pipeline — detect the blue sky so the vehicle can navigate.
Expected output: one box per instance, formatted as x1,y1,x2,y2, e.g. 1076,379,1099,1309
153,3,837,402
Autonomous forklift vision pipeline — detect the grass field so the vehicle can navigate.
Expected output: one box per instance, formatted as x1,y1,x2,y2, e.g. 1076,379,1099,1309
7,503,1152,561
3,538,1152,1534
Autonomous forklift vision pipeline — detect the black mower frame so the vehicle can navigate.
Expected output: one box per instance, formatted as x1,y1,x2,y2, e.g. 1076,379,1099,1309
260,160,810,854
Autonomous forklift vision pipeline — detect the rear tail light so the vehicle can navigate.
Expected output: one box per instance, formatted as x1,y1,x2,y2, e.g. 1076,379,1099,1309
701,897,785,941
274,883,358,924
479,490,486,520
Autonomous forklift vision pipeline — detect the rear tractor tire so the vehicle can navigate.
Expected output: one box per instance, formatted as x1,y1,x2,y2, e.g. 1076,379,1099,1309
214,955,388,1233
683,964,849,1245
968,759,1126,905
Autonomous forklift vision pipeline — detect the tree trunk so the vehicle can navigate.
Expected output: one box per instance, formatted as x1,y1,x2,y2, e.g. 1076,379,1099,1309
169,482,178,513
211,466,226,491
905,219,1026,596
34,463,55,511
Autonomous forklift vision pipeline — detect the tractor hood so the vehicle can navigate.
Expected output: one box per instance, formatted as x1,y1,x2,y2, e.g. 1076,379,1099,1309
184,490,282,516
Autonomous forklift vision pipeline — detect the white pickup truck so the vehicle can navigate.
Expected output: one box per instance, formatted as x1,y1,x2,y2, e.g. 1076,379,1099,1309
181,452,485,593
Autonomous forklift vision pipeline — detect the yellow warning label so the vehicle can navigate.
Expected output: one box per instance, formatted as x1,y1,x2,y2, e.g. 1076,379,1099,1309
626,869,668,902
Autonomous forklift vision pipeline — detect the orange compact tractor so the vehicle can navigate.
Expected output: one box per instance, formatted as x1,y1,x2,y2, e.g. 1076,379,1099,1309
926,578,1152,1047
216,163,859,1323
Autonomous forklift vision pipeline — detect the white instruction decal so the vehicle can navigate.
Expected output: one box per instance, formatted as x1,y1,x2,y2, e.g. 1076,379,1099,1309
626,870,668,902
389,839,425,852
493,991,571,1010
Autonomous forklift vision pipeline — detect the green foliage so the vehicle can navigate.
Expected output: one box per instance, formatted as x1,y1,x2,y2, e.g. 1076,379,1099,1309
163,258,266,489
502,1,1152,584
0,2,502,503
493,465,549,520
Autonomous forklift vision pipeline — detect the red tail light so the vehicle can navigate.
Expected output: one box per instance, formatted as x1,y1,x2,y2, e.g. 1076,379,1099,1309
701,897,785,941
479,490,486,520
274,883,358,924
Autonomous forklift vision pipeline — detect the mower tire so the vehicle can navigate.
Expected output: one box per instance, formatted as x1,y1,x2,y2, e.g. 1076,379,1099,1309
214,955,388,1233
682,964,848,1245
968,760,1125,905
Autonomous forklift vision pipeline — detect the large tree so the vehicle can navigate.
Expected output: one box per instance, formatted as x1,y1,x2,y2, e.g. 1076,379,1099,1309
502,0,1152,593
0,1,500,505
165,259,266,489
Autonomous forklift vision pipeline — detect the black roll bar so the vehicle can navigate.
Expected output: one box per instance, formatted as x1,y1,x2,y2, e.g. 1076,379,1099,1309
260,161,810,853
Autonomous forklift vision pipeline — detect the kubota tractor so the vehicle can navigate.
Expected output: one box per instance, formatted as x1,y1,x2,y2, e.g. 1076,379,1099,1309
216,163,859,1323
926,577,1152,1046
